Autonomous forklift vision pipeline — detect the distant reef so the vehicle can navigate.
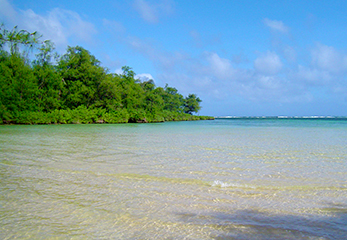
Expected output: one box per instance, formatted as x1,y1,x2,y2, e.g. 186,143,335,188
216,116,347,120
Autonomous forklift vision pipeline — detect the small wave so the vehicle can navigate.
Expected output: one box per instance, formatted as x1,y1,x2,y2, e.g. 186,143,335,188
212,180,236,188
211,180,257,189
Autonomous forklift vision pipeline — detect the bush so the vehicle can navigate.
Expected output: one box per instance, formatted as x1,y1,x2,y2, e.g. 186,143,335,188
102,109,129,123
0,107,213,125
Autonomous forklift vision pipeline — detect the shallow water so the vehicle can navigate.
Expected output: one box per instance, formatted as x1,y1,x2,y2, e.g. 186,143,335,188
1,119,347,239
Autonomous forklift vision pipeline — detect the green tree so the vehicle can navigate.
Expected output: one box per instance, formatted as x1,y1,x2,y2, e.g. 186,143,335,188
0,25,41,121
94,73,121,111
144,86,164,113
0,24,41,57
117,66,145,111
34,40,58,66
33,40,63,111
184,94,202,115
140,79,155,92
58,46,107,109
163,84,184,112
121,65,135,79
0,53,39,116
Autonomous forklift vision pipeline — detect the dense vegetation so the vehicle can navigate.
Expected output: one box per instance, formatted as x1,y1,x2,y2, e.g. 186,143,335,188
0,25,213,124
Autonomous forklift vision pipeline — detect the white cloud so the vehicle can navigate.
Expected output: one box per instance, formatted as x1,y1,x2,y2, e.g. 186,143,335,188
0,0,16,22
257,75,281,90
136,73,154,81
121,34,346,106
114,68,123,75
20,9,67,46
206,52,235,80
295,65,332,85
254,51,283,75
22,8,96,48
133,0,174,23
264,18,289,33
311,43,347,73
0,0,96,50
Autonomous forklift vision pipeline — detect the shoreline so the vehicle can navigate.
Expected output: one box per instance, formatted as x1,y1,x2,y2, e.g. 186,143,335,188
0,113,214,125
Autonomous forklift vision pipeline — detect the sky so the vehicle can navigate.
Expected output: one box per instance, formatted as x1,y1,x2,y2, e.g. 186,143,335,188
1,0,347,116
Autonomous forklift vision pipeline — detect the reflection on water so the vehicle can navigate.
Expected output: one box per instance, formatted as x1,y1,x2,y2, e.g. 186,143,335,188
1,120,347,239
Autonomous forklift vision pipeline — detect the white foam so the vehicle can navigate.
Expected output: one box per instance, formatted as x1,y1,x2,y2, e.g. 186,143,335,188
212,180,235,188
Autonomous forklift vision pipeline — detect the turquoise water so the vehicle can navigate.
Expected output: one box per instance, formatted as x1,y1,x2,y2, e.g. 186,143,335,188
1,119,347,239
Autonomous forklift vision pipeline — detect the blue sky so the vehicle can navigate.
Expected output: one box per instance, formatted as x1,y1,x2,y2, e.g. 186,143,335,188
1,0,347,116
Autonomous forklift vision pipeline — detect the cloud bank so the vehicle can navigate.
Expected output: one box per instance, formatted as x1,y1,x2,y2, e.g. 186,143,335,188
103,17,347,108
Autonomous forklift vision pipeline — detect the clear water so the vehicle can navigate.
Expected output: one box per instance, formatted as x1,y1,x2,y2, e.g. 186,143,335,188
1,119,347,239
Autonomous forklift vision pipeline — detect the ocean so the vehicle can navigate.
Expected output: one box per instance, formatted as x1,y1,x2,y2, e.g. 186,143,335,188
1,118,346,239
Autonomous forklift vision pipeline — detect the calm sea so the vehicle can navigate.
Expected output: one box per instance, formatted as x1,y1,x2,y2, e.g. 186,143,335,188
1,118,347,239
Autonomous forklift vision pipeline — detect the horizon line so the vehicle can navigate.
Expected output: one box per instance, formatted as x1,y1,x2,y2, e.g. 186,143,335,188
215,116,347,119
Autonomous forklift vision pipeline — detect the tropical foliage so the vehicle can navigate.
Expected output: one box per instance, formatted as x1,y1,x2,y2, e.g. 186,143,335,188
0,25,213,124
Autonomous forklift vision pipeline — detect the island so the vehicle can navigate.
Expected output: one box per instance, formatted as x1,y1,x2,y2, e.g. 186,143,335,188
0,25,214,124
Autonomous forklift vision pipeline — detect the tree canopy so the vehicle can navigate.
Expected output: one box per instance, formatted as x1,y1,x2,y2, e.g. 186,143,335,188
0,25,212,124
